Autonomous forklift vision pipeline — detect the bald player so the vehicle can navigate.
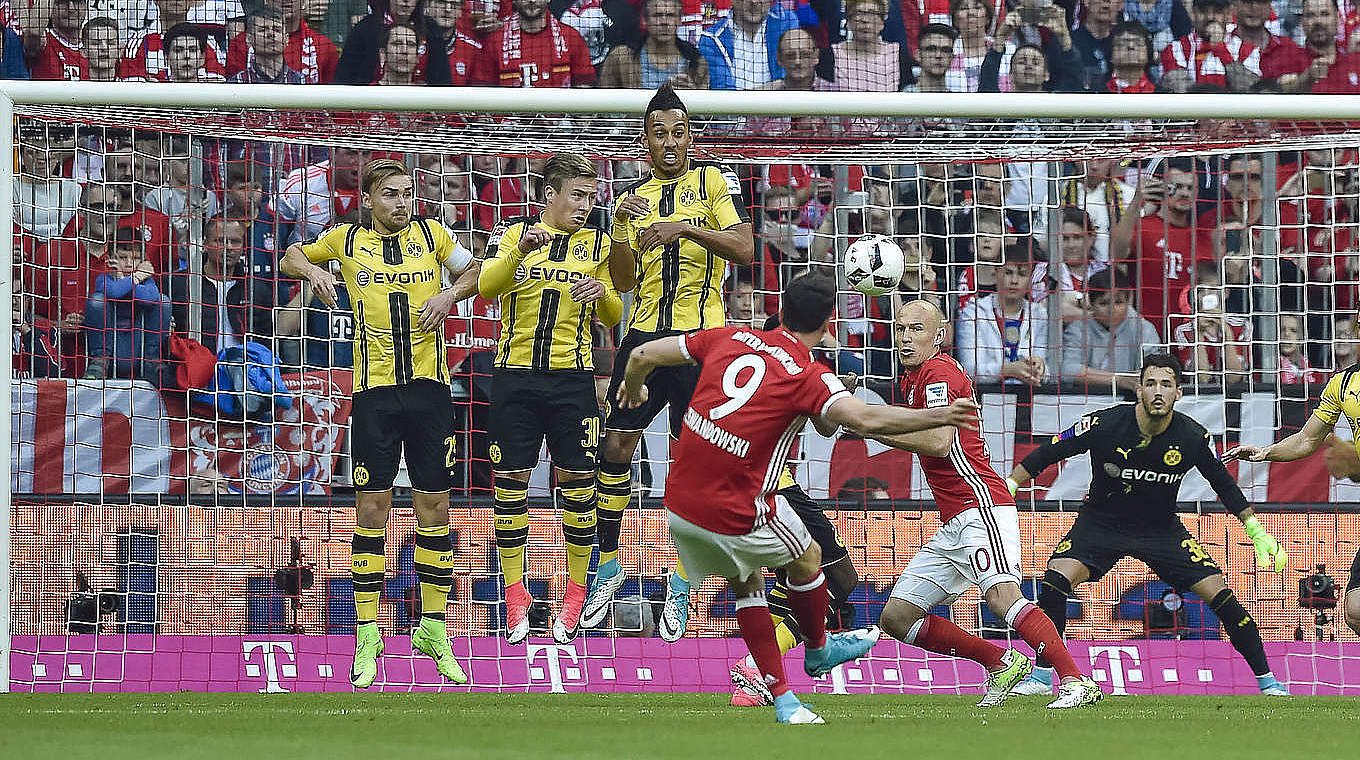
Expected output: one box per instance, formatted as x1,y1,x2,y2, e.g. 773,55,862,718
1226,326,1360,637
868,300,1102,709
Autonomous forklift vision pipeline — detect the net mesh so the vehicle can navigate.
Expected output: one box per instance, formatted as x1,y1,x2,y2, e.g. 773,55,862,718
8,106,1360,695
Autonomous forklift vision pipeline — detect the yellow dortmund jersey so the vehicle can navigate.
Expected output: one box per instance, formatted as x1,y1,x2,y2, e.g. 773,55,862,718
301,217,466,392
777,467,796,491
478,215,622,371
1314,365,1360,458
615,162,749,333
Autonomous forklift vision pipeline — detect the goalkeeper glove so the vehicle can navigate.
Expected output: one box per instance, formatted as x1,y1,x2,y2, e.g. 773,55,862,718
1242,515,1287,573
1005,477,1019,498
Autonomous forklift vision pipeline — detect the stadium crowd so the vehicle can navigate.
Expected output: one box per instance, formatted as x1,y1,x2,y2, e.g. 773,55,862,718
8,0,1360,409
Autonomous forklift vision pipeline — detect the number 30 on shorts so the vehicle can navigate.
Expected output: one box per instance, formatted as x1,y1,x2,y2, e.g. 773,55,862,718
581,416,600,449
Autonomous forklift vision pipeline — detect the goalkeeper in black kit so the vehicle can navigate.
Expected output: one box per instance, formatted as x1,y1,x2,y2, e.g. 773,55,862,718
1005,354,1291,696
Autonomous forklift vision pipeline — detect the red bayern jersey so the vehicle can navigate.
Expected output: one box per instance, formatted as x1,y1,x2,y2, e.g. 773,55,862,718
1160,34,1260,86
470,14,595,87
665,326,851,535
898,352,1011,523
1131,213,1214,336
31,30,88,80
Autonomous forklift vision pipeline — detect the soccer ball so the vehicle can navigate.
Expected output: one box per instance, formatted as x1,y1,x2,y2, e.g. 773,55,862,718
844,234,905,297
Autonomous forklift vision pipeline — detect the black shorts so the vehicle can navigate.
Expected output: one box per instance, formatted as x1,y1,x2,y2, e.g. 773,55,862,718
489,369,600,473
1348,546,1360,593
1052,513,1223,593
780,483,849,567
350,378,456,493
604,329,700,437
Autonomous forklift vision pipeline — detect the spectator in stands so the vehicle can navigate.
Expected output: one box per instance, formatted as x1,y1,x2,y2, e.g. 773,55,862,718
948,0,993,92
16,125,80,242
1274,0,1360,93
1161,0,1261,88
560,0,643,67
162,23,227,82
141,135,221,246
470,0,595,86
227,0,338,83
983,13,1085,93
725,275,767,328
1061,158,1137,262
373,23,426,84
1278,313,1325,384
1170,278,1250,384
956,244,1049,386
120,0,227,82
1042,206,1109,322
902,23,959,92
1060,268,1161,390
228,7,305,84
954,217,1006,307
1126,0,1192,53
1072,0,1123,90
764,26,831,90
2,24,28,79
83,226,172,382
1105,20,1158,92
168,216,275,353
829,0,907,91
1122,158,1214,335
19,0,89,80
337,0,452,85
837,476,891,503
223,161,287,304
424,0,487,84
1333,312,1358,368
275,269,355,370
83,17,123,82
1234,0,1305,81
698,0,806,89
272,146,364,245
599,0,708,88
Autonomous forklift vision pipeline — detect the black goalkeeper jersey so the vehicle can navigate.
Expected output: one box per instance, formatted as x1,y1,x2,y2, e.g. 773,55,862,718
1020,403,1250,527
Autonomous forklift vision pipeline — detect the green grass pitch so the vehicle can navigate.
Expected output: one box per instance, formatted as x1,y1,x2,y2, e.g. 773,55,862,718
2,693,1358,759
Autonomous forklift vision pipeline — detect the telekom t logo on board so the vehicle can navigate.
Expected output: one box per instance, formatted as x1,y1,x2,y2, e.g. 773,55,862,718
526,644,584,693
242,641,297,694
1088,645,1141,695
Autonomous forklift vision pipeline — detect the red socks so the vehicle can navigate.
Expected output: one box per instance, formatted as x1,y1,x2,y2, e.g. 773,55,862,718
1010,601,1082,680
911,614,1006,670
785,571,829,650
735,595,790,697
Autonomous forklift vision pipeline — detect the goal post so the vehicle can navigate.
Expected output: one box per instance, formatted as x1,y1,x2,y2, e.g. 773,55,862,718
6,83,1360,696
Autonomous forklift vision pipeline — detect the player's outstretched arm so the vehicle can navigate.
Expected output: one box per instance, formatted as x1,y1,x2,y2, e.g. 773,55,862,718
1005,417,1097,495
1223,413,1332,463
280,243,338,308
616,336,690,408
825,396,978,445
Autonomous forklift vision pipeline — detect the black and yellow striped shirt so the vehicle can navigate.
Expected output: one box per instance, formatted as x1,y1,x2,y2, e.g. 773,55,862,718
478,215,622,371
614,162,749,333
300,218,472,392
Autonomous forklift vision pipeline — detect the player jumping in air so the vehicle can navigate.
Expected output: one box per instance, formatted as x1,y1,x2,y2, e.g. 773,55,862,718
871,300,1102,709
478,153,623,645
282,158,481,688
587,82,756,641
1226,328,1360,641
729,315,864,707
1009,353,1290,696
617,274,979,723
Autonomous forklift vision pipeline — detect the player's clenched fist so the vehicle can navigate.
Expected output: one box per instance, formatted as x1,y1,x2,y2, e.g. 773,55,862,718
517,226,554,254
616,380,649,409
614,193,650,222
307,264,340,308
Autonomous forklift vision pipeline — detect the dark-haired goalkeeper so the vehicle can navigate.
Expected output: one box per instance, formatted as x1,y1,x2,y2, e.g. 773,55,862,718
282,158,481,688
1006,353,1289,696
477,153,622,645
586,81,756,641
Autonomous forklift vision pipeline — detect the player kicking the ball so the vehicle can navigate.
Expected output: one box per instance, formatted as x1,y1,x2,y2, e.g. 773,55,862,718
617,274,978,723
1008,353,1289,696
870,300,1102,709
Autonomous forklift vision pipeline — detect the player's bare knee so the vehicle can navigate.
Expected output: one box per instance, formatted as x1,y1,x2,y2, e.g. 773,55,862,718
983,581,1024,617
600,430,641,464
1190,575,1229,602
356,491,392,529
1345,591,1360,637
729,573,763,598
1048,558,1089,586
786,543,821,583
824,556,859,601
412,490,451,528
879,599,924,640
